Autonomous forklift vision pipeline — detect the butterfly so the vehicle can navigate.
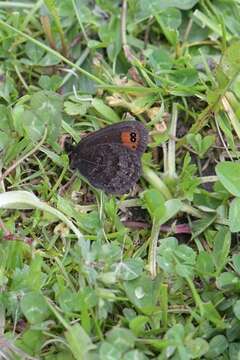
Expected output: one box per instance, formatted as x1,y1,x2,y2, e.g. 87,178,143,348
68,121,148,194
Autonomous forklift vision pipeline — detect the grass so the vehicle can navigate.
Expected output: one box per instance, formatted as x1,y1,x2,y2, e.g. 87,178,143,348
0,0,240,359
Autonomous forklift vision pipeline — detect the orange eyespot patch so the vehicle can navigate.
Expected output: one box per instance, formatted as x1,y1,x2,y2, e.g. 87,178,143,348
121,130,140,151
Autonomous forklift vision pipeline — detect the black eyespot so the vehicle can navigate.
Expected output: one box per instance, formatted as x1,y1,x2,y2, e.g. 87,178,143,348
130,132,137,143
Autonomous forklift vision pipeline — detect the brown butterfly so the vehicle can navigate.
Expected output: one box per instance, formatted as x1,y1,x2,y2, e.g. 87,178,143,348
69,121,148,194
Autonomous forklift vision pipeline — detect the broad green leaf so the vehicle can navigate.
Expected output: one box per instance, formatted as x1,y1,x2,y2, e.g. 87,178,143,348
143,189,166,221
226,319,240,342
170,69,199,86
15,329,44,354
166,324,190,360
205,335,228,358
216,113,236,153
202,302,225,329
23,110,45,141
148,48,173,71
99,342,121,360
217,40,240,83
91,98,120,123
202,135,215,154
123,274,161,315
106,328,136,352
160,199,182,225
65,323,95,360
178,153,200,200
38,74,62,91
187,338,209,359
196,252,215,277
116,259,144,281
216,272,240,290
0,73,17,103
175,263,194,278
192,213,217,238
123,350,148,360
64,100,90,116
158,8,182,30
0,131,11,151
175,244,196,265
30,90,63,143
25,41,44,64
0,104,13,132
216,161,240,197
129,316,148,336
157,237,178,273
232,254,240,274
133,0,199,22
229,198,240,232
229,343,240,360
212,227,231,275
187,134,215,158
233,300,240,320
20,292,50,324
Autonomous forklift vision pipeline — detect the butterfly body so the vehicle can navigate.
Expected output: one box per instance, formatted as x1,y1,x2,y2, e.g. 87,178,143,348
70,121,148,194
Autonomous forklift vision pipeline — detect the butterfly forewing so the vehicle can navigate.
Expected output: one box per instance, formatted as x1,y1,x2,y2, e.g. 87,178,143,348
75,121,148,155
